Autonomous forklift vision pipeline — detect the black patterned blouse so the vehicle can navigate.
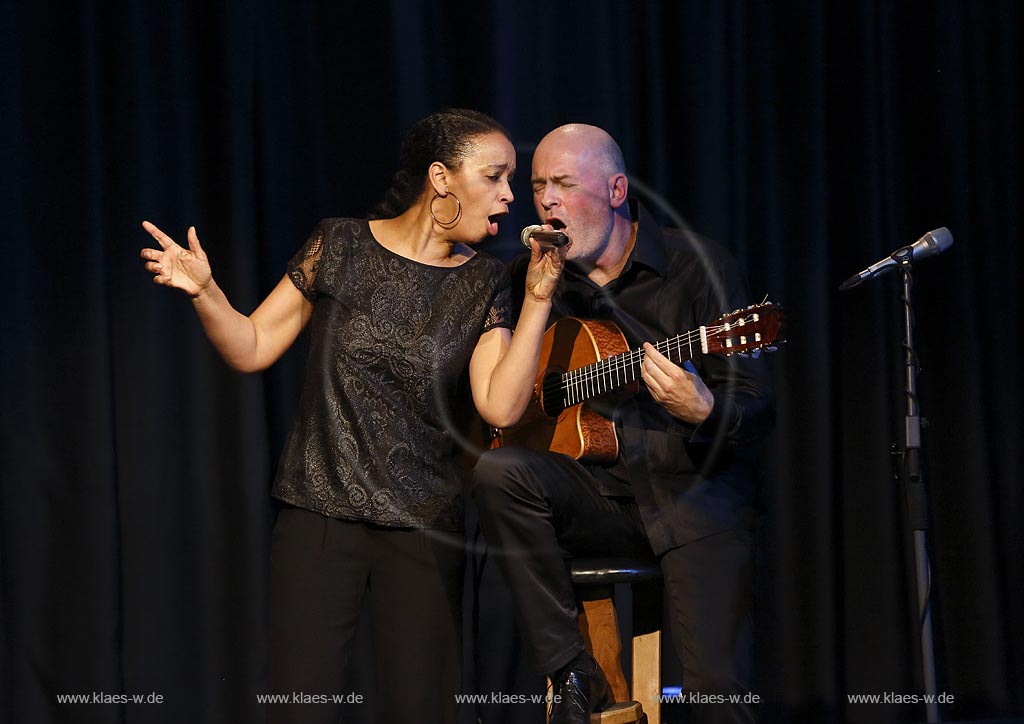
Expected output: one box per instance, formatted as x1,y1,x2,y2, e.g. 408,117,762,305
272,218,513,531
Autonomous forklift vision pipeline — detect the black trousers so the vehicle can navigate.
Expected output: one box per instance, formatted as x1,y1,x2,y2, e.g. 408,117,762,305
266,507,465,724
471,447,756,724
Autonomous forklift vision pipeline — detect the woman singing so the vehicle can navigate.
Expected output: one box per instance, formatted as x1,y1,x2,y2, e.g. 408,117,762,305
140,109,564,723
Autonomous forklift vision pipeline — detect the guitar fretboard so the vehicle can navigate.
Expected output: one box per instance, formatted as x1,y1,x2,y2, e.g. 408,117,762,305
539,305,777,410
554,328,705,407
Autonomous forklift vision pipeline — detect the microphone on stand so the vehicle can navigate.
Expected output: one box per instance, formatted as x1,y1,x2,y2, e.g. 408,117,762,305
839,228,953,290
521,225,571,249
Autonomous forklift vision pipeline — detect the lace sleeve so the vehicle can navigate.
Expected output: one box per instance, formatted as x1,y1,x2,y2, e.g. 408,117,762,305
482,279,513,333
286,222,326,300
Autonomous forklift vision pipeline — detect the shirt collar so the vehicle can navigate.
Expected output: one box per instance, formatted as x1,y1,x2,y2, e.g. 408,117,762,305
623,198,670,277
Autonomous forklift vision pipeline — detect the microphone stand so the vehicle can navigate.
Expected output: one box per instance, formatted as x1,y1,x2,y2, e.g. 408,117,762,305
893,249,940,723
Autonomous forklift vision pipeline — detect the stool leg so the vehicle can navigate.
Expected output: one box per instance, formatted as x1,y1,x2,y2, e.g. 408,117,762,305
579,597,630,703
631,582,661,724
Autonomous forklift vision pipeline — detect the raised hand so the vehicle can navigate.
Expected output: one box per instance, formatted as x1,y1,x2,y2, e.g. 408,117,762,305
523,226,568,301
140,221,213,298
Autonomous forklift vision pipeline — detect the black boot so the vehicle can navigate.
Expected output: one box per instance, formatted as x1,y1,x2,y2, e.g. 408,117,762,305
548,652,612,724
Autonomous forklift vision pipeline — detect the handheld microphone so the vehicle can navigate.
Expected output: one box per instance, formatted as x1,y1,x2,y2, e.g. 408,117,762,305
839,228,953,290
521,225,571,249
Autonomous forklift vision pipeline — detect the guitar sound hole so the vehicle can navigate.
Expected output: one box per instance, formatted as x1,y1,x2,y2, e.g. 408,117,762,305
539,371,566,418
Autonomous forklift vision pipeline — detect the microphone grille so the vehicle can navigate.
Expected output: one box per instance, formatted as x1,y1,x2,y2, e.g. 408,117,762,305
520,225,544,248
927,227,954,253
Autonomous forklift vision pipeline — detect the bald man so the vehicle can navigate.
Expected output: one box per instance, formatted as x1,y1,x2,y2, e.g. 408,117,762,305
471,125,775,724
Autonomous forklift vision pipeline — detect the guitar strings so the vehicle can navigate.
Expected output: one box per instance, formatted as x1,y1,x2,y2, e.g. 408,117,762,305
559,321,746,405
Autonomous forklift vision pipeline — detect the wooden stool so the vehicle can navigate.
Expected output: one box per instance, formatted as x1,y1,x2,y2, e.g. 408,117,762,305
570,558,663,724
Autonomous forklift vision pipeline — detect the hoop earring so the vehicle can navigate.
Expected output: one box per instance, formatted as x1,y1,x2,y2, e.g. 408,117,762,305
430,191,462,228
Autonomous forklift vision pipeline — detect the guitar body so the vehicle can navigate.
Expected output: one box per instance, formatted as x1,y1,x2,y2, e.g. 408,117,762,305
492,318,638,464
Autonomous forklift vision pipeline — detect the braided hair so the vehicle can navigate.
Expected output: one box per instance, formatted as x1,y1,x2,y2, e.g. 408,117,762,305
370,109,510,220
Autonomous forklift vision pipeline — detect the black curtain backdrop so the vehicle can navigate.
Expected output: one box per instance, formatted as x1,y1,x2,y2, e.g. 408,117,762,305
2,1,1021,723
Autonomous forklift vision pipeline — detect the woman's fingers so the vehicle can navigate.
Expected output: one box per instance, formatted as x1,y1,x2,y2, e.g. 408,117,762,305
187,226,205,257
141,220,176,250
140,247,167,263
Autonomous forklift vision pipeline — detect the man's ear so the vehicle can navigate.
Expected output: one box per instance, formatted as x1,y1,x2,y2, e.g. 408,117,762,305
609,173,628,208
429,162,450,196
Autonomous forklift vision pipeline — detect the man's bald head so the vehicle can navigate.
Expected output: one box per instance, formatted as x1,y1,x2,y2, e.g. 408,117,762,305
535,124,626,179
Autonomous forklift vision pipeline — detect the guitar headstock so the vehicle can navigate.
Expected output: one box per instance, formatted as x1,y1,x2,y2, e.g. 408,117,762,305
704,302,786,357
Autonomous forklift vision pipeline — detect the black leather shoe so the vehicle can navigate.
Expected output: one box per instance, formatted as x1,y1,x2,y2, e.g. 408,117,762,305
548,652,612,724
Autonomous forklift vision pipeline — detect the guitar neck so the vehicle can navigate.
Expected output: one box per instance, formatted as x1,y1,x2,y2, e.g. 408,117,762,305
559,329,704,407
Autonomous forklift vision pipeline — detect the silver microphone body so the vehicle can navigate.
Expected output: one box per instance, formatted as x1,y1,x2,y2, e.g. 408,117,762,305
839,227,953,290
521,225,571,249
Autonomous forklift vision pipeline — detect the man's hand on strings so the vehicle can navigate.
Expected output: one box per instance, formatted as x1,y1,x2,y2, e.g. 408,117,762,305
641,343,714,424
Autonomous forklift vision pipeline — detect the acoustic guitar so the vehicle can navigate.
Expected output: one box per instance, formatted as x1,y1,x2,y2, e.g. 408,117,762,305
490,302,785,463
